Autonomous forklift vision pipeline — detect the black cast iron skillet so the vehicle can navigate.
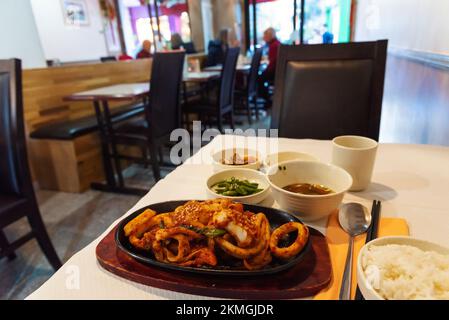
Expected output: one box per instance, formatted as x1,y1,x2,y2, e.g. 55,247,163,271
115,200,311,276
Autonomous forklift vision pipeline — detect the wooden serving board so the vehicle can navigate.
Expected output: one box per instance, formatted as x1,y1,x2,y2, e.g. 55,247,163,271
96,225,332,299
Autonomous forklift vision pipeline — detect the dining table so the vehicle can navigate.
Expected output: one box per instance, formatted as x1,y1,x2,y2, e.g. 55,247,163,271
64,73,221,195
65,83,151,196
203,64,251,73
27,134,449,299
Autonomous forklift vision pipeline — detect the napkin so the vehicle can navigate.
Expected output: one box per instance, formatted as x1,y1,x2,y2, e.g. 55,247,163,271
314,211,409,300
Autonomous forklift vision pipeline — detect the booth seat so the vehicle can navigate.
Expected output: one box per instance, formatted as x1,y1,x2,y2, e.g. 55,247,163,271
23,59,153,193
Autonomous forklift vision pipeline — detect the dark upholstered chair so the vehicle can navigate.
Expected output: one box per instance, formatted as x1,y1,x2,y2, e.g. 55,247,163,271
184,47,240,132
113,51,186,182
235,48,263,123
271,40,388,140
0,59,61,270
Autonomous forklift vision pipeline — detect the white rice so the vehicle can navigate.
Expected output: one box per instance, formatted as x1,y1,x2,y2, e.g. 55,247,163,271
362,244,449,300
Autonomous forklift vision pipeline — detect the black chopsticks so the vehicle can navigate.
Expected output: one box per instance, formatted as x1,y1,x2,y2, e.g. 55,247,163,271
354,200,381,300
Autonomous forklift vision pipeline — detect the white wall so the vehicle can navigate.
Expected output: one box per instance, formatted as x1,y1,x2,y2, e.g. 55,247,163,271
355,0,449,55
0,0,46,68
30,0,109,62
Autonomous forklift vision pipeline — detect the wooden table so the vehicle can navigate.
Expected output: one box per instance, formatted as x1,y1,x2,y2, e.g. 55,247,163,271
182,71,220,83
65,83,151,196
182,71,221,106
203,64,251,73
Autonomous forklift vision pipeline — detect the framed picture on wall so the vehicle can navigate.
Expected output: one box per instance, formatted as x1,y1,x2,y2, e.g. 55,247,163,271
61,0,90,26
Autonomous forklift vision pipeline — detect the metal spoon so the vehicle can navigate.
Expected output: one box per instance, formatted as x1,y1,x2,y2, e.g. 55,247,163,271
338,203,372,300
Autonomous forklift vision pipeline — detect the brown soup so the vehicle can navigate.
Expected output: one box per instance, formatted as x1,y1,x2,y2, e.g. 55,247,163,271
283,183,334,195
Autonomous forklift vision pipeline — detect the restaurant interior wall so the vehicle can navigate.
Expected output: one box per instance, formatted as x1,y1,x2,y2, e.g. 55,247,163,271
354,0,449,55
0,0,46,68
211,0,243,45
354,0,449,146
30,0,110,63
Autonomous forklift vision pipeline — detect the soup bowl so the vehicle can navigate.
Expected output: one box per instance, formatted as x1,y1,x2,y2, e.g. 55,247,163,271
266,160,353,221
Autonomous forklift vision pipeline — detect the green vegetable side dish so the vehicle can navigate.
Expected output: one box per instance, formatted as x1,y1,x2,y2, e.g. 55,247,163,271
212,177,264,197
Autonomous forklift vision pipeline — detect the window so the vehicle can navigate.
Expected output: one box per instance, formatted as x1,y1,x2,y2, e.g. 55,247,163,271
118,0,191,56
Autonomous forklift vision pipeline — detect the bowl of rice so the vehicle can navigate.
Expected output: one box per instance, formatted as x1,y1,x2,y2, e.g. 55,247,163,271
357,236,449,300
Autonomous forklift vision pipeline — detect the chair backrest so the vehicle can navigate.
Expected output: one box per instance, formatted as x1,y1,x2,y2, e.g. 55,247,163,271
218,47,240,111
0,59,33,197
271,40,388,140
182,42,197,54
247,48,263,97
205,40,227,67
147,51,185,138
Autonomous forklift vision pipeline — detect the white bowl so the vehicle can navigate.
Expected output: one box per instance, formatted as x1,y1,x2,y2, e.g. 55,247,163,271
263,151,319,168
357,236,449,300
266,160,353,221
211,148,261,172
206,169,270,204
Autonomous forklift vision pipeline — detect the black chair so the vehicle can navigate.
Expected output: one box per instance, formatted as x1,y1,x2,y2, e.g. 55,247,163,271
0,59,61,270
184,47,240,132
112,51,186,182
182,42,197,54
235,48,263,123
271,40,388,140
100,56,117,63
205,40,227,67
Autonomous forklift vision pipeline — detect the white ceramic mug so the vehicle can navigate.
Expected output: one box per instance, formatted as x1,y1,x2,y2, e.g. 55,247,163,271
332,136,378,192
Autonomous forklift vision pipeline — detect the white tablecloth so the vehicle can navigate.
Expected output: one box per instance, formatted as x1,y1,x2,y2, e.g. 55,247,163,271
27,135,449,300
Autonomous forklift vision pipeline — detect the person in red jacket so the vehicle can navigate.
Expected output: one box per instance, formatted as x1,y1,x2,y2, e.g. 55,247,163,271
136,40,153,59
259,28,281,106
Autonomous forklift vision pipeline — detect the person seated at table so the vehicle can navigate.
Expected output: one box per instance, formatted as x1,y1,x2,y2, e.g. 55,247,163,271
205,29,229,67
171,33,184,50
258,27,281,107
136,40,153,59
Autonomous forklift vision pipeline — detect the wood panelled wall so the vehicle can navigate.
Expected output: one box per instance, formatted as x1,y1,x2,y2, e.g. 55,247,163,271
379,51,449,146
22,59,153,133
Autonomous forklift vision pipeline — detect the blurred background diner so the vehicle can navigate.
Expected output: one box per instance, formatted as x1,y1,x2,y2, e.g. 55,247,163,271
1,0,449,300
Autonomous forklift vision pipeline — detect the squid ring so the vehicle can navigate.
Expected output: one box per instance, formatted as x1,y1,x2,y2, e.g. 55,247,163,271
243,214,272,269
270,222,309,260
163,234,191,263
155,227,203,242
215,214,268,259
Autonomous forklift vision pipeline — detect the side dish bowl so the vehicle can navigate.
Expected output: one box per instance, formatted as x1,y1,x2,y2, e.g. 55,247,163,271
211,148,261,172
263,151,319,168
206,169,270,204
266,160,353,221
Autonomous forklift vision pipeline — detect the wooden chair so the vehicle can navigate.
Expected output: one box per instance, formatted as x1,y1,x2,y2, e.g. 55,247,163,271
271,40,388,140
184,47,240,133
0,59,61,270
